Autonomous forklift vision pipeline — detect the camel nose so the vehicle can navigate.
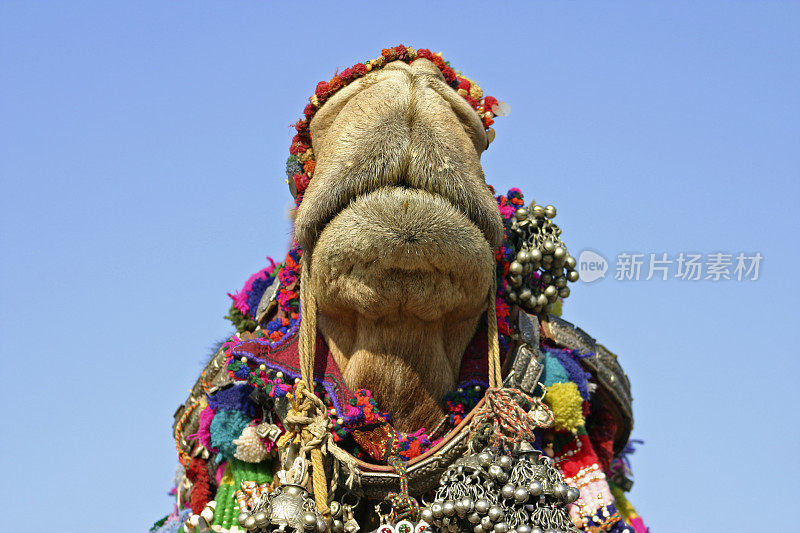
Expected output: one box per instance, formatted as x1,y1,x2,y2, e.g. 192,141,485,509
293,59,502,253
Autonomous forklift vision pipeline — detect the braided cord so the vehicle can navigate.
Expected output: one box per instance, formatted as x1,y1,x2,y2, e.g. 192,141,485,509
470,387,554,449
487,274,502,389
174,400,202,467
279,252,330,518
299,253,317,385
386,456,421,522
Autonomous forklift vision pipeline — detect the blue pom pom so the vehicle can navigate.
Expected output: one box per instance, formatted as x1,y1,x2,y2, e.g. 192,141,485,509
285,156,303,178
208,384,258,417
209,409,252,461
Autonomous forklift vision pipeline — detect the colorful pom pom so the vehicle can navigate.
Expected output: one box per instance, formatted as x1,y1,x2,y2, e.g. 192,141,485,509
544,381,585,433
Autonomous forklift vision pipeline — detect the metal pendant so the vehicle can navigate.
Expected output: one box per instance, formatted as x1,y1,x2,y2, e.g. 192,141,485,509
255,421,283,442
237,483,326,533
502,200,579,316
329,494,361,533
421,442,580,533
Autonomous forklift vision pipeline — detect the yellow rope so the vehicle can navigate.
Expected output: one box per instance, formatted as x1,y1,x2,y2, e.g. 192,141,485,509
309,447,329,516
486,275,502,388
276,253,330,518
299,254,317,384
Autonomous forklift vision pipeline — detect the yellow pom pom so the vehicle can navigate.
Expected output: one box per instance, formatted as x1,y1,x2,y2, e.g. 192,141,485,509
470,85,483,100
544,382,585,433
298,148,314,163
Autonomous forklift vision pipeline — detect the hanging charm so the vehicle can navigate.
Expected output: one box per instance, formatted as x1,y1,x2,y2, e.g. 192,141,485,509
330,498,361,533
375,502,396,533
237,483,327,533
341,503,361,533
421,442,579,533
237,455,330,533
502,201,579,316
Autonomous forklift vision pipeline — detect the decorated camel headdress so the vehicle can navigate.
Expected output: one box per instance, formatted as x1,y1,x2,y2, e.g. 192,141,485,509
169,45,646,533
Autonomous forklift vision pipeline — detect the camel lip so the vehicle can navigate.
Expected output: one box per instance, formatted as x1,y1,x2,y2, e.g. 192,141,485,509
296,184,501,254
307,185,496,322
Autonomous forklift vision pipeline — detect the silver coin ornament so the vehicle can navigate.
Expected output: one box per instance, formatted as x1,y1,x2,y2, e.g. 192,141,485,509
422,442,579,533
237,484,328,533
503,202,579,316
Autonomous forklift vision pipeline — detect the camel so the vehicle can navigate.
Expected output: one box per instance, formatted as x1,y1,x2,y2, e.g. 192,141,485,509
156,46,646,533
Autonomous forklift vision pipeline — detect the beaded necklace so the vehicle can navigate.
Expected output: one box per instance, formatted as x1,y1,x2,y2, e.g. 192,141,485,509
222,327,490,464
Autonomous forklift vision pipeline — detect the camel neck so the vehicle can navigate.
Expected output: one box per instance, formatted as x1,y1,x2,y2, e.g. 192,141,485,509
317,312,482,433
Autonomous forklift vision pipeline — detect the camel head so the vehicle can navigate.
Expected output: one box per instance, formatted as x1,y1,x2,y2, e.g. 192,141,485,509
293,57,504,432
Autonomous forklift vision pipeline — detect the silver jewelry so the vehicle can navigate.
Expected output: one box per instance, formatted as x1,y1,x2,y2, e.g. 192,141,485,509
422,442,579,533
503,202,578,316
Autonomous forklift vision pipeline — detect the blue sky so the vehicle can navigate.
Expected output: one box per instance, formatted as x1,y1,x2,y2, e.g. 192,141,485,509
1,2,798,532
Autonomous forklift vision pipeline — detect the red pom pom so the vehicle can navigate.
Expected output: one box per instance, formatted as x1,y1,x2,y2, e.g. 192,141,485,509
289,141,309,155
187,457,212,515
483,96,498,109
340,67,353,81
303,103,315,117
352,63,367,77
315,81,329,99
328,75,343,93
381,48,397,61
293,119,307,133
416,48,433,60
463,95,478,108
440,66,456,83
394,44,407,59
457,78,471,91
293,173,310,193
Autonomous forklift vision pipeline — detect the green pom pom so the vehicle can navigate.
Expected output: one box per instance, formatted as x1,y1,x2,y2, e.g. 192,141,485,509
225,304,257,333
